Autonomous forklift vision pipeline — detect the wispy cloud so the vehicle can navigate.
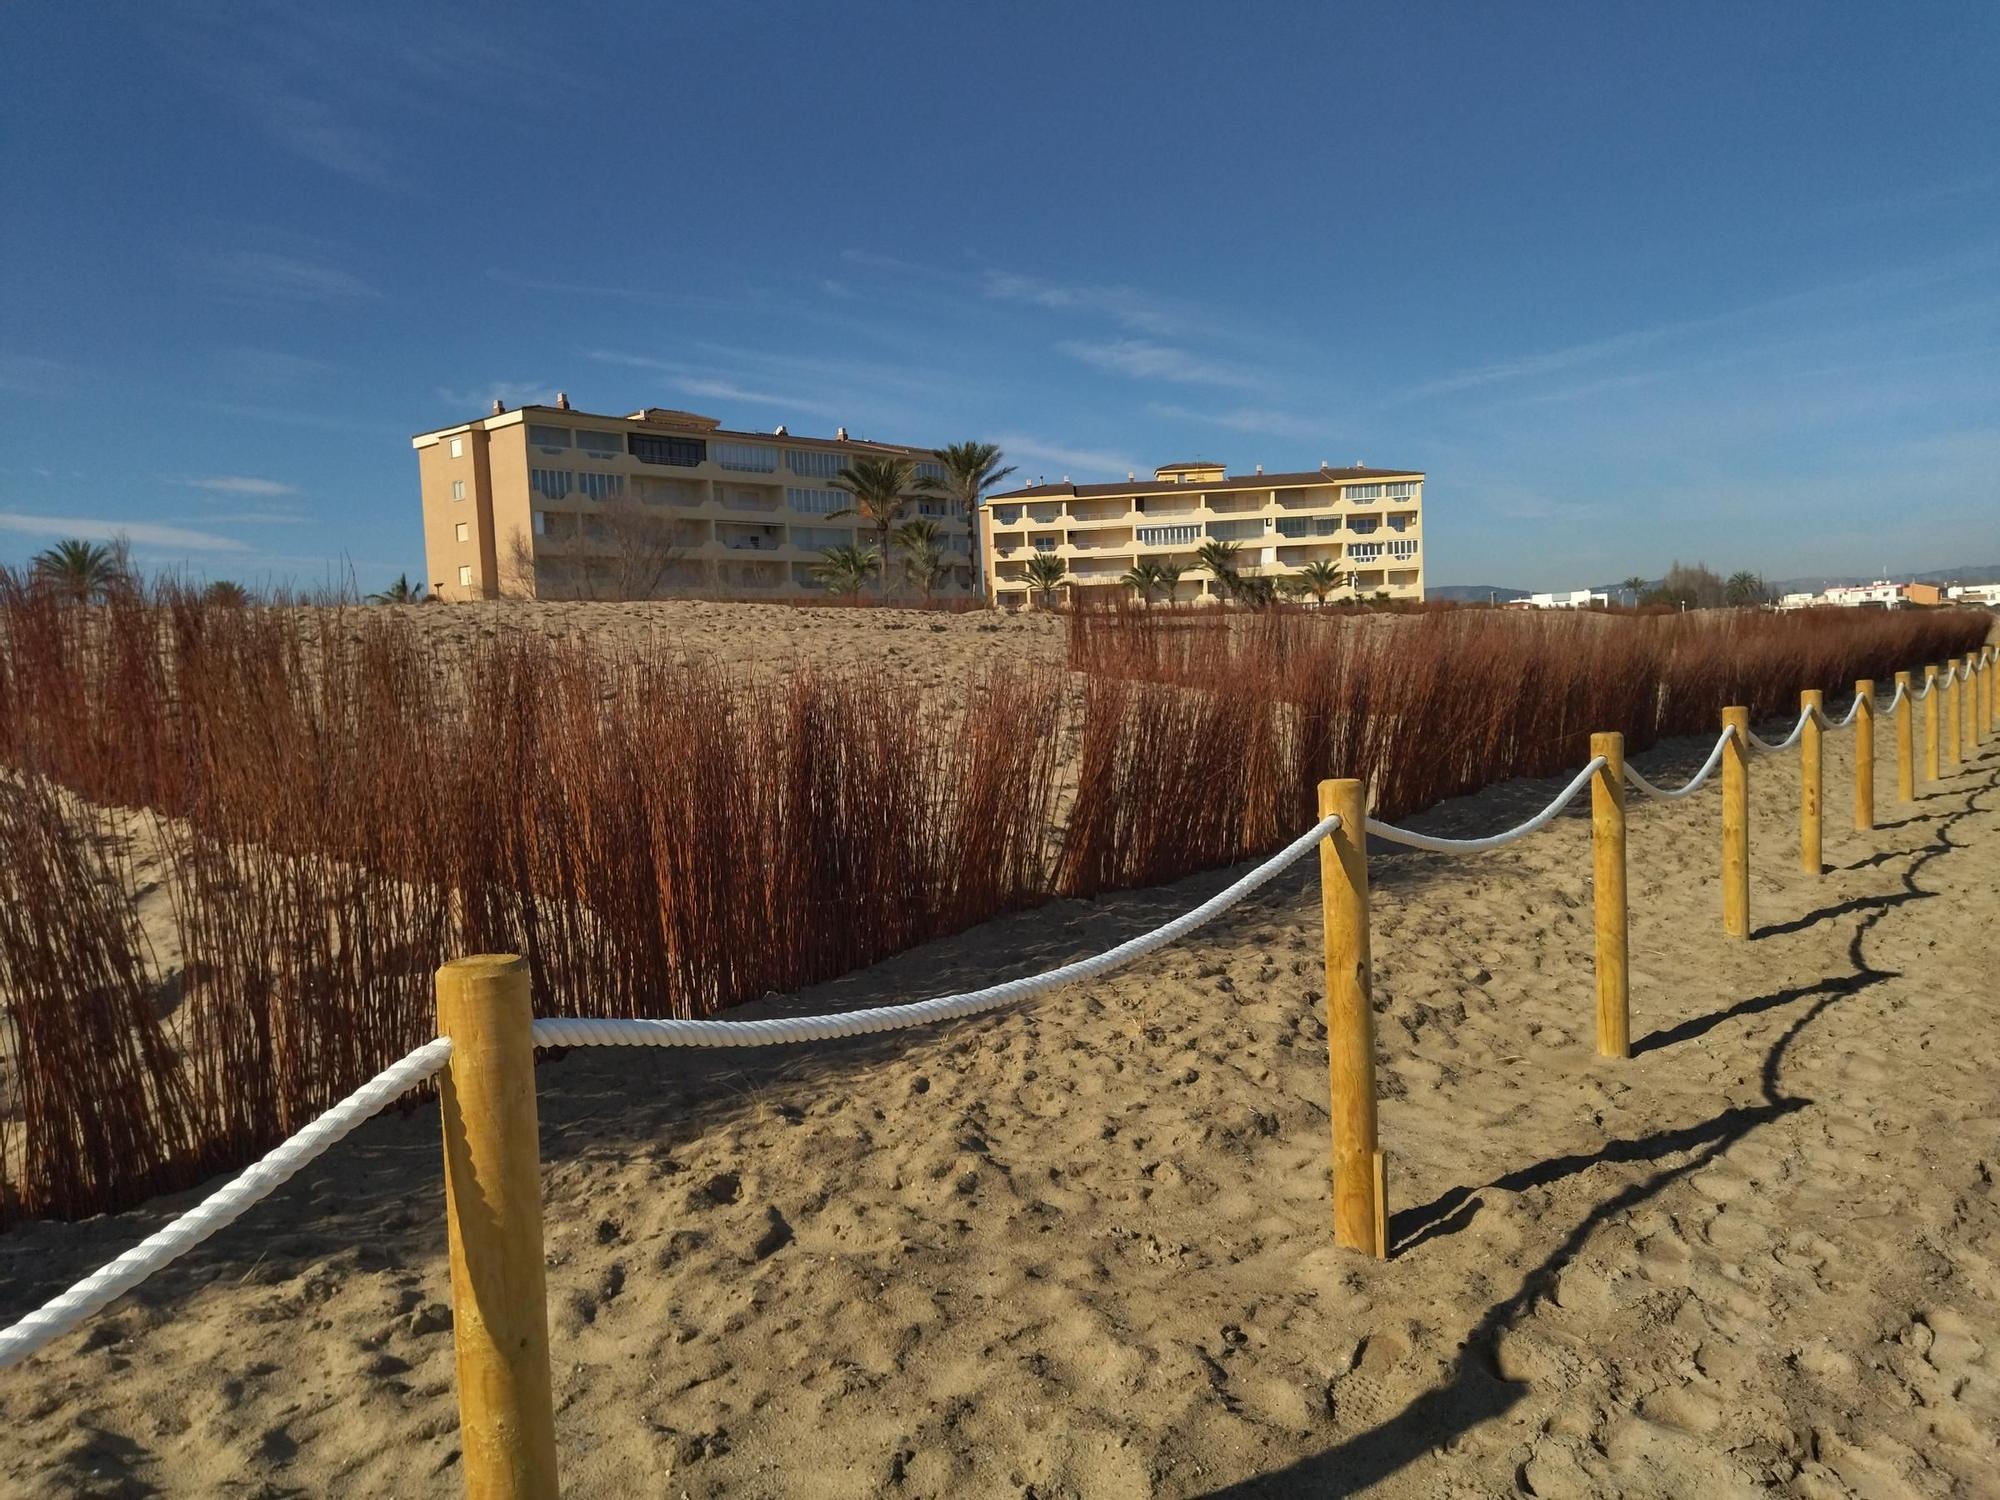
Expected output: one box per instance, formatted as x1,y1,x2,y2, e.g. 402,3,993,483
0,513,252,552
1148,402,1327,442
435,381,558,412
0,353,73,396
992,434,1144,482
980,271,1180,335
1056,337,1261,390
172,475,300,498
220,61,395,186
206,248,380,304
671,377,844,419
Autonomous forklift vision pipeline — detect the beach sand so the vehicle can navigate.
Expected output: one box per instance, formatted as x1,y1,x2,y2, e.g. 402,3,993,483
1,696,1997,1496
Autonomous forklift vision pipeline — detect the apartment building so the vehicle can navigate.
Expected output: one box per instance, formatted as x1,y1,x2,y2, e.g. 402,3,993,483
411,398,971,602
982,460,1424,606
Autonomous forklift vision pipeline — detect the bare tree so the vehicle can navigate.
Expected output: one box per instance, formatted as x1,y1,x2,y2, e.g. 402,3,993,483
501,526,539,599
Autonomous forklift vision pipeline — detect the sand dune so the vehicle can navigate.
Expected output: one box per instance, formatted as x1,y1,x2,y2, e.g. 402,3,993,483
1,715,1996,1497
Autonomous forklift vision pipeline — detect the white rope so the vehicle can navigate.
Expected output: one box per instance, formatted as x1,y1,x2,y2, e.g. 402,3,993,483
1887,682,1908,711
1624,725,1736,801
1362,756,1605,853
0,1039,453,1370
535,813,1342,1051
1747,707,1812,755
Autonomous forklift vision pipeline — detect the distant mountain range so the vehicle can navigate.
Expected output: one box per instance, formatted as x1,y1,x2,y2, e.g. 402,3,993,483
1434,565,2000,602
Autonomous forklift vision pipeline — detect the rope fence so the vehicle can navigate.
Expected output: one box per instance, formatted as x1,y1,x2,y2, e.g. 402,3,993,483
1,640,1994,1496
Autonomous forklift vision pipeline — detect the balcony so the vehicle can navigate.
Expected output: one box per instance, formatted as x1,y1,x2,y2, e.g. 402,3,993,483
716,522,786,551
1275,516,1340,539
1067,501,1131,525
1134,495,1199,518
1206,492,1265,515
1206,519,1264,542
1136,523,1201,548
1069,529,1134,551
989,505,1024,527
1026,502,1065,524
717,484,783,513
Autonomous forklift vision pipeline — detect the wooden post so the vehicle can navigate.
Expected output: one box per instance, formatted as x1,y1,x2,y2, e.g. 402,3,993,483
1980,649,1992,744
1318,779,1383,1258
1590,732,1629,1059
1895,669,1915,801
1924,666,1941,784
436,955,560,1500
1722,707,1750,939
1853,680,1874,831
1800,690,1823,876
1988,647,1998,735
1946,658,1963,767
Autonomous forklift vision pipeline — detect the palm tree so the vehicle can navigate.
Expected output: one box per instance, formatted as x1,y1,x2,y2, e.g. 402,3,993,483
1234,573,1278,609
1155,560,1185,606
368,573,426,604
810,543,879,600
202,580,250,608
933,441,1016,596
1620,575,1649,607
31,538,124,603
1299,559,1342,603
1119,559,1167,605
1196,539,1241,602
1276,576,1310,603
894,519,948,604
1725,570,1767,607
1023,551,1068,609
831,456,939,594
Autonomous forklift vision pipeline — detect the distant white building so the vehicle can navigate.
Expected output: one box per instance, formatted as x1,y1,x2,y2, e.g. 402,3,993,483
1778,591,1817,611
1947,583,2000,605
1521,589,1609,609
1821,581,1909,608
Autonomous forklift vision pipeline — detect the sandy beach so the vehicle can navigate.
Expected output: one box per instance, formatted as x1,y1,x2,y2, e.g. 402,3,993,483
0,686,1994,1497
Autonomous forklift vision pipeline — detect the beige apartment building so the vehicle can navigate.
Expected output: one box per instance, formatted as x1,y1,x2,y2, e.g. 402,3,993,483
411,399,971,602
982,460,1425,607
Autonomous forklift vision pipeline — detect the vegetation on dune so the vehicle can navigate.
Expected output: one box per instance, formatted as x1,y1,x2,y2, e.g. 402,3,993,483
0,572,1986,1223
830,456,941,595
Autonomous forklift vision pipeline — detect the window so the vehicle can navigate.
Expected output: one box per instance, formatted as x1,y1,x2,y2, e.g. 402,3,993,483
1137,524,1199,546
1346,483,1384,501
713,441,779,472
786,448,845,479
457,564,472,586
1348,518,1379,534
1276,517,1311,538
1388,539,1418,560
787,486,846,514
630,433,706,467
528,425,573,450
990,505,1022,526
1386,481,1418,499
576,472,625,502
914,460,945,482
1349,542,1383,561
1315,517,1339,536
531,468,574,501
454,522,469,543
533,511,576,539
451,480,466,501
449,436,464,458
576,429,622,456
915,499,950,518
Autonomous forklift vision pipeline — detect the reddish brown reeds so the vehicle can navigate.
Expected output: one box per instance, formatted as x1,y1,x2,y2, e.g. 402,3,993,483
0,576,1986,1224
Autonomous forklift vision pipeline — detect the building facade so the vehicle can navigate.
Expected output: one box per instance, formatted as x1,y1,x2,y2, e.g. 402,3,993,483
981,461,1424,607
1519,589,1609,609
412,400,971,602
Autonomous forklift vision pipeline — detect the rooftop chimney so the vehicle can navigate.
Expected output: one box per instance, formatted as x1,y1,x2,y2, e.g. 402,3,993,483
773,424,788,436
555,391,570,411
1127,471,1135,481
836,426,848,441
492,400,506,415
1254,463,1263,474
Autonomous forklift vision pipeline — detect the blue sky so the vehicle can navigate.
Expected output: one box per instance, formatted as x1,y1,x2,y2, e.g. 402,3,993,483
2,2,1996,592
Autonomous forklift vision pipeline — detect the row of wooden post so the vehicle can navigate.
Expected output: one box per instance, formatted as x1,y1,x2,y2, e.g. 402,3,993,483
1316,642,1997,1260
423,649,1996,1493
